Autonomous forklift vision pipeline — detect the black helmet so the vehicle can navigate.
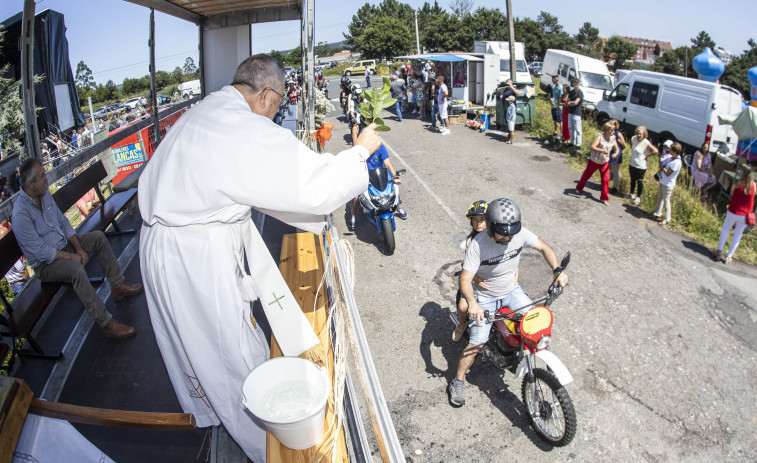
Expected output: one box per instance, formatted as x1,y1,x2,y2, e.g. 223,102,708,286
466,200,488,219
485,198,521,236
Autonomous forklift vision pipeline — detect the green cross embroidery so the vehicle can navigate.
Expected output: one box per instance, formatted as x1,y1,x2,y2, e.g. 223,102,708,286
268,292,285,311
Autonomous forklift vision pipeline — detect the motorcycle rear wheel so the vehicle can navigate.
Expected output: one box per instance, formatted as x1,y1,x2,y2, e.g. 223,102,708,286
380,217,395,255
521,368,576,446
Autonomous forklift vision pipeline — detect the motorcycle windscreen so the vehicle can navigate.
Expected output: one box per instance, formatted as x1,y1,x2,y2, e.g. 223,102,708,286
368,167,389,190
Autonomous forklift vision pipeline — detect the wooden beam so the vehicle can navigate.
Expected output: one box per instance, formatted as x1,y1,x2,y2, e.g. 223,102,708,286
28,399,196,430
267,232,347,463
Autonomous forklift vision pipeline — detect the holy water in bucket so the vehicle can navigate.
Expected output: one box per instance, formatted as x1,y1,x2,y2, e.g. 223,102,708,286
262,380,324,421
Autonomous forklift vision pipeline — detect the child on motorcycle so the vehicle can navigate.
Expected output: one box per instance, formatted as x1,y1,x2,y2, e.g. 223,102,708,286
452,201,488,342
347,122,406,231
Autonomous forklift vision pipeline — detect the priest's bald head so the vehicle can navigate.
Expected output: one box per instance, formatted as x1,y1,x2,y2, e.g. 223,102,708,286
232,54,286,120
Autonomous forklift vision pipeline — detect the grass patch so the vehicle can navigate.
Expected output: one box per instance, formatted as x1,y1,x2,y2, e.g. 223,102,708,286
529,78,757,264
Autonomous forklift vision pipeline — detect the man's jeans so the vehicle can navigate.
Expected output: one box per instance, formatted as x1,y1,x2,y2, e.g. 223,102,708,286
568,113,582,147
394,100,403,121
468,286,533,345
431,104,442,127
35,231,125,328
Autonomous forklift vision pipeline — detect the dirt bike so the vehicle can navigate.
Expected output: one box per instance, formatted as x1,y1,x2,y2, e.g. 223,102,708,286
454,252,576,446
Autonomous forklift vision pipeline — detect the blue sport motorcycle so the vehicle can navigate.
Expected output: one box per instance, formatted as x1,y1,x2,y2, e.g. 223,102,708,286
358,167,405,255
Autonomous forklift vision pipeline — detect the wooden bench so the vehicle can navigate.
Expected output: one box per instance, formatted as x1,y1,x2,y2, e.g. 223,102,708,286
0,230,63,363
0,376,195,462
53,160,138,236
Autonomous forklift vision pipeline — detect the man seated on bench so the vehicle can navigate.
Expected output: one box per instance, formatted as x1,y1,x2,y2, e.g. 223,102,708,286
11,159,142,339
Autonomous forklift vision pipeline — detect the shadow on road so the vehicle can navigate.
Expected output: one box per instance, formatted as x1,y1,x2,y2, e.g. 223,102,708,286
621,203,654,220
681,239,717,260
418,302,458,381
341,203,393,255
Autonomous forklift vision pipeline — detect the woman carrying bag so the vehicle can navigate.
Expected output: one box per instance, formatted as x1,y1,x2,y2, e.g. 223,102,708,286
713,166,756,264
575,121,619,205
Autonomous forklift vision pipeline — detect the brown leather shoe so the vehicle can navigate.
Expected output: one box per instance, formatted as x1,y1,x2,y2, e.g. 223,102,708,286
111,282,143,300
101,319,136,339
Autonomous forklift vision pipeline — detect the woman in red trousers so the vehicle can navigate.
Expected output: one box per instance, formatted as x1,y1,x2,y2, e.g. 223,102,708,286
575,121,619,204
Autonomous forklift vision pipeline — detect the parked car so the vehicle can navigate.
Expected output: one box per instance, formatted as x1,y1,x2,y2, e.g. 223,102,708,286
284,66,295,76
123,97,141,110
540,49,614,111
596,70,743,153
528,61,543,76
327,62,338,69
157,93,171,105
343,60,376,76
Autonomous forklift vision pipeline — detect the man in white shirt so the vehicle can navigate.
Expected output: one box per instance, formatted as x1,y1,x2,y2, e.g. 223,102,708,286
138,54,381,462
449,198,568,407
436,75,450,135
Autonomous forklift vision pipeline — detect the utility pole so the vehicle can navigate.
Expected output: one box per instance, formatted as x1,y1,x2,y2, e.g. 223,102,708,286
414,11,421,55
506,0,516,82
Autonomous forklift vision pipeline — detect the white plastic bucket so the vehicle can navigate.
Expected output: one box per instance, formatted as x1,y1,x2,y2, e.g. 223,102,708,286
241,357,330,450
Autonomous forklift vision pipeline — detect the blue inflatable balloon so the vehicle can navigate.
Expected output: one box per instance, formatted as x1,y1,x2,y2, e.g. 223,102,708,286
692,47,725,82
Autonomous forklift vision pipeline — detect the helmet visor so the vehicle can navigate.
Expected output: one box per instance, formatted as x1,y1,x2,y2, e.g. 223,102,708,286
491,221,521,237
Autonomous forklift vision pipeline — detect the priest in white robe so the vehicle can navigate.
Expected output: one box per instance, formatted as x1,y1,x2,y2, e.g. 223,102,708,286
138,54,381,462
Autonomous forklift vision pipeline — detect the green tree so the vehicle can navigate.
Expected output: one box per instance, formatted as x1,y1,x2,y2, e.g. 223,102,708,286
155,70,172,88
344,0,414,53
691,31,716,52
721,39,757,98
359,16,413,59
448,0,473,19
459,7,508,50
423,12,464,53
650,46,689,76
575,22,601,58
603,36,637,71
183,57,197,75
105,79,119,100
75,61,96,91
0,26,26,154
171,66,183,83
285,46,302,67
269,50,287,65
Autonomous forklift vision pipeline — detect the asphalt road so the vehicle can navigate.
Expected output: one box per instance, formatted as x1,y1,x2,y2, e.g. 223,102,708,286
321,85,757,462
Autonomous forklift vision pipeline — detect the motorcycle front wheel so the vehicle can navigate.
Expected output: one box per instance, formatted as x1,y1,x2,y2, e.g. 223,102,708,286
380,217,395,255
521,368,576,446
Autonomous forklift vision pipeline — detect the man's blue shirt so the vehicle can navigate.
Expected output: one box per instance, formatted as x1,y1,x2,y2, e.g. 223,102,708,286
366,144,389,171
11,189,75,268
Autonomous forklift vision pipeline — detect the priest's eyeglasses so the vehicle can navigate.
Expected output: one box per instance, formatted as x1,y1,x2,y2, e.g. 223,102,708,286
261,86,283,101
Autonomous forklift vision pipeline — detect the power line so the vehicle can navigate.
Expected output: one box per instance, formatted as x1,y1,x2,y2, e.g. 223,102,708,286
92,50,197,77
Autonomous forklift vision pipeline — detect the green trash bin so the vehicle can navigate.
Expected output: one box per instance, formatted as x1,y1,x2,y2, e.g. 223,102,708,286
493,83,535,128
514,92,535,126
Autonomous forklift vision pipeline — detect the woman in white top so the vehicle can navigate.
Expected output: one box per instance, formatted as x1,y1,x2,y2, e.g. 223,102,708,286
575,121,619,204
626,126,659,205
653,142,683,225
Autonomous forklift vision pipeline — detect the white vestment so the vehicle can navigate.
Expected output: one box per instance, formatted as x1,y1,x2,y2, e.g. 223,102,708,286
138,85,369,462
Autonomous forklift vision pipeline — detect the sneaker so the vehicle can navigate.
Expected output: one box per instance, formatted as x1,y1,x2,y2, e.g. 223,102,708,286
396,207,408,219
348,216,355,231
624,193,633,199
452,324,465,343
712,249,722,261
609,188,617,195
551,131,558,137
723,256,733,265
556,136,563,141
448,380,465,406
601,200,610,205
441,129,450,136
633,197,641,205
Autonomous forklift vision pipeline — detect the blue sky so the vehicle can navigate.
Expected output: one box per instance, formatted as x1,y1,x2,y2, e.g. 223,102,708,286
1,0,753,86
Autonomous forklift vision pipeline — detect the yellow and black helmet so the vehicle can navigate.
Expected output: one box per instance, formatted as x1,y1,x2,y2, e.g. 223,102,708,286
466,200,488,219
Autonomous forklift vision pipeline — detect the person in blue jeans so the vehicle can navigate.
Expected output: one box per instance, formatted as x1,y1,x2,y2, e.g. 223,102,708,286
348,124,407,230
389,74,406,122
448,198,568,407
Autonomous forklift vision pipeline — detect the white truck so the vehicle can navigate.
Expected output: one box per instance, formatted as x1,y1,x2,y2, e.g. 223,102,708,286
540,49,614,111
474,41,532,85
178,79,201,99
595,70,743,153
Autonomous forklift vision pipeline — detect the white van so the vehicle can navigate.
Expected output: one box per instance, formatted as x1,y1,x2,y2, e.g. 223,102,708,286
474,41,532,84
540,49,614,110
178,79,201,99
596,70,743,153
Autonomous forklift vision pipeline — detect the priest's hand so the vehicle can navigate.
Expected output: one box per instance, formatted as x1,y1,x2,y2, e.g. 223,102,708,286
356,123,382,154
